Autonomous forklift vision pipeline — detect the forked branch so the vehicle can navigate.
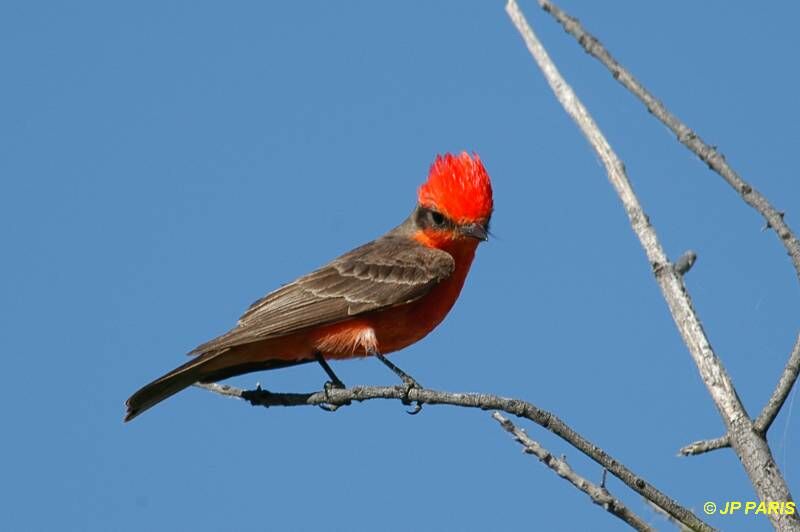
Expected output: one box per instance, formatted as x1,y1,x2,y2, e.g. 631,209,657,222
198,382,710,531
536,0,800,449
505,1,797,530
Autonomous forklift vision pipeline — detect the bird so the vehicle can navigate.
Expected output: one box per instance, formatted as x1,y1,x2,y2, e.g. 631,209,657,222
124,151,494,421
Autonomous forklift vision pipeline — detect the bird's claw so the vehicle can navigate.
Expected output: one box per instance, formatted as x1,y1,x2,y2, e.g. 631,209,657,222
406,402,423,415
320,379,350,412
400,378,423,415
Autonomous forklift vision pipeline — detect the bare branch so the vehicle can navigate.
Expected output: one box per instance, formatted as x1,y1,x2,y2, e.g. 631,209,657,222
492,412,654,532
197,382,711,532
504,2,798,529
536,0,800,442
678,435,731,457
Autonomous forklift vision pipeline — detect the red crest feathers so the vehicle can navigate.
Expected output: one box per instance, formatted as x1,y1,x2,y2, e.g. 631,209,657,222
417,152,493,223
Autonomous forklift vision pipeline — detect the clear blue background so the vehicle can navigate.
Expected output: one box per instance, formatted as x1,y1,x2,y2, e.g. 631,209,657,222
2,1,798,531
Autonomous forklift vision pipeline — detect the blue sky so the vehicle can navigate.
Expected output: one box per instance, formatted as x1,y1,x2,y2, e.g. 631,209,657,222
2,1,799,531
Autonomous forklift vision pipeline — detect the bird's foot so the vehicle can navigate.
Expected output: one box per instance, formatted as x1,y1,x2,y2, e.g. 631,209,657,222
320,378,350,412
372,351,424,415
314,351,350,411
400,376,423,415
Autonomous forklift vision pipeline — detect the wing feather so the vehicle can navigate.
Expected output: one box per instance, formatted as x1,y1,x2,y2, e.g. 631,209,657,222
189,235,454,355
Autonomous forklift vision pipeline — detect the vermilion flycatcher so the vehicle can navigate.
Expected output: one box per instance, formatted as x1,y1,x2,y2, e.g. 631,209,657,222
125,152,494,421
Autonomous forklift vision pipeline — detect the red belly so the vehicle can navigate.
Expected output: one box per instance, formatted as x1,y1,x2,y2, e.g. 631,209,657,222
312,241,476,358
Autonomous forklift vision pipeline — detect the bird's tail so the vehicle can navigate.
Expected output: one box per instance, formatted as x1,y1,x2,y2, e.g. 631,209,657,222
124,347,314,422
124,352,222,422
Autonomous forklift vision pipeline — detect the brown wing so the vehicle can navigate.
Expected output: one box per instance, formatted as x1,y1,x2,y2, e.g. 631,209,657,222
189,234,455,355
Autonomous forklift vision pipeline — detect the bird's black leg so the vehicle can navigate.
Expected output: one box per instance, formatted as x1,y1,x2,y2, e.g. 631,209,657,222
372,351,423,415
315,351,346,389
374,352,418,386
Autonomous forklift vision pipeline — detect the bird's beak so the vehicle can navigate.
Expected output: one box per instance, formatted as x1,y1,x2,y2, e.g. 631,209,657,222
458,222,489,241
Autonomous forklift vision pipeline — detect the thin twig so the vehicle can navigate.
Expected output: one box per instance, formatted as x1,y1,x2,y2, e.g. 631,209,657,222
755,334,800,434
197,382,712,532
673,250,697,276
537,0,800,443
504,2,798,530
492,412,654,532
678,435,731,457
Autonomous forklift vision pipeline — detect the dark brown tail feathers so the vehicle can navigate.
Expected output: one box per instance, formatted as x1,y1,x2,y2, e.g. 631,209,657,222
124,351,313,422
124,352,219,422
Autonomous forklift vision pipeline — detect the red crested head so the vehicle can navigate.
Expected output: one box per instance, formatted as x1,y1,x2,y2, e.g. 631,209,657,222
417,152,493,224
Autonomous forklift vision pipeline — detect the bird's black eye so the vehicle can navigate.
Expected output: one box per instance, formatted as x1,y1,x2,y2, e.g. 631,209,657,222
429,210,445,226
